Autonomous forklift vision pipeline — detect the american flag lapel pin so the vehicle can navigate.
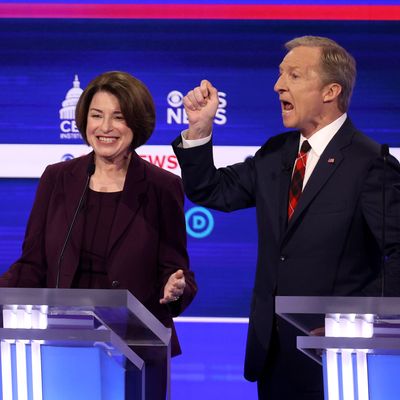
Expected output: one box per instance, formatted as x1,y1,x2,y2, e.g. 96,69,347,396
327,158,335,164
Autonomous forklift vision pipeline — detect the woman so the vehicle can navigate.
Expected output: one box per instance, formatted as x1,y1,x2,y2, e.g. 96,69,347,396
1,71,197,397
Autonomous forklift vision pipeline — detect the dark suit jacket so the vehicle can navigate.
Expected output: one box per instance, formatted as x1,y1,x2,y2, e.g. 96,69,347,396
173,118,400,379
1,151,197,356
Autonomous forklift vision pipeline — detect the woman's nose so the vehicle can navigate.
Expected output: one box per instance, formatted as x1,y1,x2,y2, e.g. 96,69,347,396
101,117,113,132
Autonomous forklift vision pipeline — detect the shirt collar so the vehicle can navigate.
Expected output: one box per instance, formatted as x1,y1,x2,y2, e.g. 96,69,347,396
299,113,347,157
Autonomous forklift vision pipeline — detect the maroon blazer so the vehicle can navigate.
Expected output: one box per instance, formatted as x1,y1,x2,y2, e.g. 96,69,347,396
0,151,197,355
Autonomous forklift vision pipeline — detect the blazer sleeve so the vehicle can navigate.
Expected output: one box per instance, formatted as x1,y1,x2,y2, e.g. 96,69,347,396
0,166,56,287
172,135,257,212
362,154,400,295
157,173,197,316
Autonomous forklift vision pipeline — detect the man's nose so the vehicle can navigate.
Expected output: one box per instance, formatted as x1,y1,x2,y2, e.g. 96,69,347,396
274,75,286,93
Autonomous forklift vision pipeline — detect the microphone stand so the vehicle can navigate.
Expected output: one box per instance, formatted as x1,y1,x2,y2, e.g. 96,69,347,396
381,144,389,297
55,163,95,288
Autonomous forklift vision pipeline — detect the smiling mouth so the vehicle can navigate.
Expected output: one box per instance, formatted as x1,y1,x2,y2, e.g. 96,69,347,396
97,136,118,143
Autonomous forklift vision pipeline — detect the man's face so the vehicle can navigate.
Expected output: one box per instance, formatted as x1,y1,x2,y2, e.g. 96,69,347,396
274,46,329,138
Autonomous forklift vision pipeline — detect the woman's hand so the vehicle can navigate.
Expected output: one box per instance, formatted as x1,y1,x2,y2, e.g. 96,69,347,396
160,269,186,304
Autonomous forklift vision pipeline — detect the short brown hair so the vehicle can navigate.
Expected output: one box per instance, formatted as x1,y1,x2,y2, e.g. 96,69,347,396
75,71,156,149
285,36,356,113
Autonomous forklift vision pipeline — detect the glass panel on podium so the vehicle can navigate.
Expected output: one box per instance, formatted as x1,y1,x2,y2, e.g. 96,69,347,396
0,288,171,400
276,296,400,400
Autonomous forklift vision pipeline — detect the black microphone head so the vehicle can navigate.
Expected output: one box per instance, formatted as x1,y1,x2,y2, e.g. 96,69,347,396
381,144,389,158
87,163,96,176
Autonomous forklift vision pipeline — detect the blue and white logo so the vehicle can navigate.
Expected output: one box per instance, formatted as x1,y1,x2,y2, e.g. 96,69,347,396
167,90,184,108
185,206,214,239
59,75,83,140
167,89,227,125
61,153,74,161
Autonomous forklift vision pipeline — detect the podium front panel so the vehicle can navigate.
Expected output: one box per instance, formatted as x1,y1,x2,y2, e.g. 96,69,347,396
0,288,172,400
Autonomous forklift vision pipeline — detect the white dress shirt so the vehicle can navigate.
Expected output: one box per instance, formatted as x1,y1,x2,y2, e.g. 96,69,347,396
299,113,346,188
181,112,347,190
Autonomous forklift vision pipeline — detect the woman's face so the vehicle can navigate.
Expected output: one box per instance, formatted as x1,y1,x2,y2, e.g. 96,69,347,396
86,91,133,163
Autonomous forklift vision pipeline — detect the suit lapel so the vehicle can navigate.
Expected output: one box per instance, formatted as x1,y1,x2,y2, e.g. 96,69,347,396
63,154,94,246
59,153,94,279
106,151,148,255
278,132,300,238
285,118,355,232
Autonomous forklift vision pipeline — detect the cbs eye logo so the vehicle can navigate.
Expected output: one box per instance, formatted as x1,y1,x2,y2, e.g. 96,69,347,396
185,207,214,239
61,153,74,161
167,91,184,108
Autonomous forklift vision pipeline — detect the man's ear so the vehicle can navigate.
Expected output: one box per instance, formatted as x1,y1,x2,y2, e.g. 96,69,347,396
322,83,342,103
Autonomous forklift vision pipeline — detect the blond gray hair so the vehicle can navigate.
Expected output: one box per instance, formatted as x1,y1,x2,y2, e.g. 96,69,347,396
285,36,356,112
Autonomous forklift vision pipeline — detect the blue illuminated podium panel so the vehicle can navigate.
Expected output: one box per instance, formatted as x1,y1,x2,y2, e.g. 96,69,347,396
0,288,171,400
277,296,400,400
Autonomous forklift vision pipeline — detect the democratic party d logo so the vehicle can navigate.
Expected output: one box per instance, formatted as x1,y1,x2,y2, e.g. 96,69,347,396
185,207,215,238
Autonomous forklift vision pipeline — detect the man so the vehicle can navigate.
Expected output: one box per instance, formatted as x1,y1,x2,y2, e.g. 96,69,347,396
172,36,400,399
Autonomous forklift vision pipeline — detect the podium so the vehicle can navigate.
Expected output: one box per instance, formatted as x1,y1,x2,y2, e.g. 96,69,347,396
0,288,171,400
276,296,400,400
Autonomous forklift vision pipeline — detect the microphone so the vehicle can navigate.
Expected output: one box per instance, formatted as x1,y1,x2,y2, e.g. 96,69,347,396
55,162,95,288
380,144,389,296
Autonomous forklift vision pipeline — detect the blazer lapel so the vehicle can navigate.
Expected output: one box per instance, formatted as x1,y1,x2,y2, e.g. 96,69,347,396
106,152,148,255
286,118,354,231
63,153,94,225
59,153,94,279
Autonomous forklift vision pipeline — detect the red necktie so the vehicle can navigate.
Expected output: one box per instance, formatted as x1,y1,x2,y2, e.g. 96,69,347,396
288,140,311,220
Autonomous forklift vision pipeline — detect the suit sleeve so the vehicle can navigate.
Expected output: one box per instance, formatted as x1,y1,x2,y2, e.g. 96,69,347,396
362,154,400,295
172,135,257,212
0,166,55,287
157,173,197,316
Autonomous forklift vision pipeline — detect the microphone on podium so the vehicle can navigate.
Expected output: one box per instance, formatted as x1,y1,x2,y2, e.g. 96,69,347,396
55,162,95,288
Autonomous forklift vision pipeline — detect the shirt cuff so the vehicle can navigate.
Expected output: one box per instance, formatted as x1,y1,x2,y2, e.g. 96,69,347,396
181,129,212,149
